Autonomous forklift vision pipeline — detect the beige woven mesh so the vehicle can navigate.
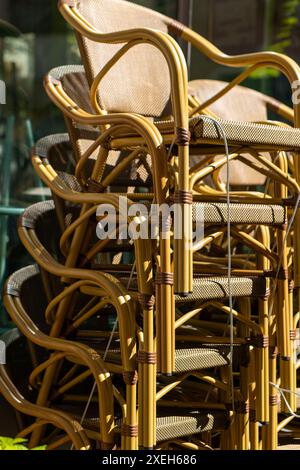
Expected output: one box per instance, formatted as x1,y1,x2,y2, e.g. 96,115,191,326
193,201,286,226
156,410,227,442
79,410,228,441
77,0,172,117
49,65,93,113
175,276,266,302
189,79,271,185
174,346,231,372
189,80,268,123
190,115,300,150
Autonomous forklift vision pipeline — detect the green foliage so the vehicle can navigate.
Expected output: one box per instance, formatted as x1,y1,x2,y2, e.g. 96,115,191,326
250,0,300,79
0,436,46,450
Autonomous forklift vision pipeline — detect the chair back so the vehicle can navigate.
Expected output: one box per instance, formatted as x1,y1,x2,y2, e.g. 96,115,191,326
60,0,175,117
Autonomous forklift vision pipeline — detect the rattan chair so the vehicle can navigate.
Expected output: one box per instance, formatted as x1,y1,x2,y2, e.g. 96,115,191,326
0,364,90,450
24,165,276,450
15,202,247,449
0,327,90,449
40,71,298,444
2,265,116,449
56,0,300,443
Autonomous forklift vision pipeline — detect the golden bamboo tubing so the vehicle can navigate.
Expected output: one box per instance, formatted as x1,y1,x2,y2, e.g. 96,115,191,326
174,143,193,295
41,79,175,380
52,370,92,399
249,345,259,450
68,299,109,331
138,359,143,449
267,268,279,450
0,364,90,450
277,414,294,432
255,227,269,425
135,237,155,449
28,298,75,447
142,305,155,449
236,297,250,450
100,147,146,188
46,435,72,451
155,279,161,374
159,235,173,374
277,226,293,413
74,128,114,185
268,350,278,449
17,420,48,439
45,279,99,323
29,352,66,389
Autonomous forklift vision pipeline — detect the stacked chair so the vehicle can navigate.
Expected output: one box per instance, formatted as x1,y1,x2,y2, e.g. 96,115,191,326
1,0,300,450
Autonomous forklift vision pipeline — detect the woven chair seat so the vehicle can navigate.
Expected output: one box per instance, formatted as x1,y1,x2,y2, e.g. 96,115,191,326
175,276,266,302
80,409,228,442
193,201,286,226
79,339,234,372
174,345,232,372
156,410,228,442
189,116,300,150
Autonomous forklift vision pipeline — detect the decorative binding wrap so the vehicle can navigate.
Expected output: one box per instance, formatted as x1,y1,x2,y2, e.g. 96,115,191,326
168,20,185,37
121,424,138,437
269,346,278,359
86,178,105,193
137,293,155,310
156,272,174,286
137,351,157,364
269,395,279,406
247,334,269,348
264,268,289,280
47,75,61,87
123,370,138,385
176,127,191,146
235,401,250,414
262,288,270,301
290,329,297,340
174,190,193,204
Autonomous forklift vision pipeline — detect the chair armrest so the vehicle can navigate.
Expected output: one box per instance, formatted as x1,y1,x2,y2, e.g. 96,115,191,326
180,26,300,125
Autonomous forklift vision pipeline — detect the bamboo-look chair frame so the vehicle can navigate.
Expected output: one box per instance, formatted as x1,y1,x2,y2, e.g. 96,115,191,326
30,144,296,450
58,0,192,299
16,201,142,450
57,3,300,402
0,364,91,450
30,154,275,449
58,0,300,277
37,111,297,450
2,277,115,449
35,100,296,448
41,73,293,372
38,78,175,384
18,0,296,450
